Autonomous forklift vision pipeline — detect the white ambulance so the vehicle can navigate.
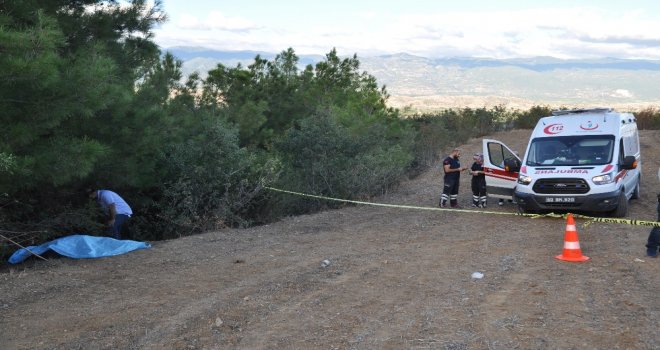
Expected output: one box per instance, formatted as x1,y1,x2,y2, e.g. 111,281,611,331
483,108,641,217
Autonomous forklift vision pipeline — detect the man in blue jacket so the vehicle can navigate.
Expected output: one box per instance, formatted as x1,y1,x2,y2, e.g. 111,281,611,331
87,188,133,239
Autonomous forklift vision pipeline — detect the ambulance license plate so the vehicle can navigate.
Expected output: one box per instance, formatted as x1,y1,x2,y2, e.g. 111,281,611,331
545,197,575,203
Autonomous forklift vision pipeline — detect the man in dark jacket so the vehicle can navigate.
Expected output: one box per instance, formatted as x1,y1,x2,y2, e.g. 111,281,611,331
440,148,468,208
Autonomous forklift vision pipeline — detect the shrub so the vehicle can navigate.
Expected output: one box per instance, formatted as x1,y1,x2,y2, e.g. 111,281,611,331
155,120,275,238
634,107,660,130
513,105,553,129
406,115,454,168
273,110,412,215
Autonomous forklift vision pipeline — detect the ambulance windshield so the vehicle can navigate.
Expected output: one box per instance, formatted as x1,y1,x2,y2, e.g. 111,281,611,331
526,135,615,166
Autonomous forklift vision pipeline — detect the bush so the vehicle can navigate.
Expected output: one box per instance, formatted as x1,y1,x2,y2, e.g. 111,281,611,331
405,107,516,170
273,110,412,216
634,107,660,130
0,188,106,262
155,120,276,238
406,115,454,168
513,105,553,129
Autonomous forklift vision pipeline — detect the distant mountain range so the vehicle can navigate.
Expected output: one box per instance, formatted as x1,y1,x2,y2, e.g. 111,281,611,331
165,46,660,111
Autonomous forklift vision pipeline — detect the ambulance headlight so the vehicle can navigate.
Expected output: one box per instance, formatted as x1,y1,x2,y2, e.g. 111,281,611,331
592,172,614,185
518,175,532,185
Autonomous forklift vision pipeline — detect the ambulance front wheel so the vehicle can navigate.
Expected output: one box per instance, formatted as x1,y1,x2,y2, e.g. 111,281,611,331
609,190,628,218
515,199,535,215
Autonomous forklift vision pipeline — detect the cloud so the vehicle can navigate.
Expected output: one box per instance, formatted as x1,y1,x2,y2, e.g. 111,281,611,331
611,89,633,98
176,11,258,31
155,6,660,60
574,34,660,48
371,7,660,59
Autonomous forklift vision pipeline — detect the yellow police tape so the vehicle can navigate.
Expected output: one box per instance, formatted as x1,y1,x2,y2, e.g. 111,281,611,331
265,186,660,228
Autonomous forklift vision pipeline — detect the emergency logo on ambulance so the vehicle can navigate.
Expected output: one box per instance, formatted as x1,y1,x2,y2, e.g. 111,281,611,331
543,124,564,135
579,121,599,131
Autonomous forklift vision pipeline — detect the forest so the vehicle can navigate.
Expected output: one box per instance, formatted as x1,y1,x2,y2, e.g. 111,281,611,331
2,1,660,260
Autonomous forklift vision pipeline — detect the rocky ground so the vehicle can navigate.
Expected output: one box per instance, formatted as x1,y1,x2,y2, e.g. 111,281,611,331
1,129,659,350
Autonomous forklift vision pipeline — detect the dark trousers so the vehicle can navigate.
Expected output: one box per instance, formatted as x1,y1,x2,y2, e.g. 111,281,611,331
471,178,487,206
441,178,460,207
647,202,660,254
109,214,130,240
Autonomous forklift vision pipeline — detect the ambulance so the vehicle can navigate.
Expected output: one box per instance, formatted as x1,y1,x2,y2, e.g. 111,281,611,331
482,108,641,217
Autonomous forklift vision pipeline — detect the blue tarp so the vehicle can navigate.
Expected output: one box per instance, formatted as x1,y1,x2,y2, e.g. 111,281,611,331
8,234,151,264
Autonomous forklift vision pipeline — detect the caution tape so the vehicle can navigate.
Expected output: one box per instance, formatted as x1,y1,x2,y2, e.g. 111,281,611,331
265,186,660,228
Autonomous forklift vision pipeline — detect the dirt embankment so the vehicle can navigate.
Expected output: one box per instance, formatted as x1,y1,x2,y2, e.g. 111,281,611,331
1,129,659,350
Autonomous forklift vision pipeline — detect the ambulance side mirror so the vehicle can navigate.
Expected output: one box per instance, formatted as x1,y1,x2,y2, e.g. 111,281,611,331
621,155,637,170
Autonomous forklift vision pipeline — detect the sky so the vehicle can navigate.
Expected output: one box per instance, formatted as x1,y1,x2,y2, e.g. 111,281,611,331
152,0,660,60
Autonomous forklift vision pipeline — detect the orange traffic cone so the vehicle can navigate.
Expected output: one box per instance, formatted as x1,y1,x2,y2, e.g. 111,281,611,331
555,213,590,262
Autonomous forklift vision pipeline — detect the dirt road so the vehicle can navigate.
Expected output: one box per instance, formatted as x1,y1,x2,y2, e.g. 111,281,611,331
1,129,659,349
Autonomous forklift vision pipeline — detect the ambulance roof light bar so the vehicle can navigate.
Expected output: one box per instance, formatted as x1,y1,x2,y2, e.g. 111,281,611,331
551,108,613,116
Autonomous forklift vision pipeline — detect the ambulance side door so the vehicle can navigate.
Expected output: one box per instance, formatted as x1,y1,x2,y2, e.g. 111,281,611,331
482,139,521,200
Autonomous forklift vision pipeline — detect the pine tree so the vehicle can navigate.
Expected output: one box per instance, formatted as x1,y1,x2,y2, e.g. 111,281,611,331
0,0,166,194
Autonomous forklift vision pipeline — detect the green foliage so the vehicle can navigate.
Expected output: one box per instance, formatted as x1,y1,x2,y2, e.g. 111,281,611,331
231,100,271,146
196,47,415,219
200,48,403,150
0,1,171,260
405,107,518,169
413,111,467,168
513,105,553,129
275,112,356,201
201,50,312,149
93,53,194,189
0,1,165,195
24,137,107,187
0,153,16,174
405,115,455,168
273,110,412,215
155,120,277,238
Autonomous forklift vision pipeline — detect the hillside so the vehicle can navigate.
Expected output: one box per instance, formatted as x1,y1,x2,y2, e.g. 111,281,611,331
169,47,660,111
2,129,658,349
